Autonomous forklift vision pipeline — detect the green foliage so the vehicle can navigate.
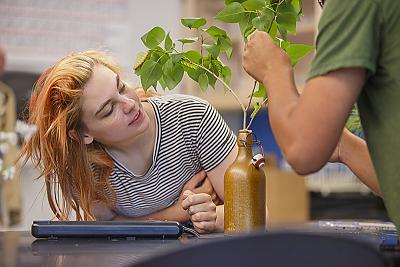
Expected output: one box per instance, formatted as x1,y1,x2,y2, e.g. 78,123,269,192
346,107,363,136
134,0,313,128
181,18,207,29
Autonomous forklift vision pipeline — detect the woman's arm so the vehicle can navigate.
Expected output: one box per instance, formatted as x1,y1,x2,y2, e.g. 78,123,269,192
331,129,381,195
92,171,220,222
205,145,238,200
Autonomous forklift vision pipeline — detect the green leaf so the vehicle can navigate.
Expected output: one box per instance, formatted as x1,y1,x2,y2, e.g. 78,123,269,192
159,75,167,90
252,13,273,31
268,20,278,38
242,0,265,11
133,51,150,71
184,50,202,63
250,102,261,119
181,18,207,29
215,2,246,23
140,60,163,90
204,26,227,39
206,72,217,88
285,43,314,65
217,37,233,58
277,12,297,33
202,44,220,59
239,13,256,39
253,83,267,99
277,1,297,14
292,0,302,15
211,60,223,76
275,37,290,50
162,58,184,89
198,73,209,92
164,33,173,51
171,53,185,63
141,27,166,49
186,67,202,82
221,66,232,86
277,24,288,40
177,37,199,44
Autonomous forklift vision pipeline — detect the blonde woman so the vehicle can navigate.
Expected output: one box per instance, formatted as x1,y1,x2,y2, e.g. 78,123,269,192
20,51,237,233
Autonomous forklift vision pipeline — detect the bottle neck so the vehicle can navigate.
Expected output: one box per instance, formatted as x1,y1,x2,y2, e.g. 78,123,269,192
237,130,253,160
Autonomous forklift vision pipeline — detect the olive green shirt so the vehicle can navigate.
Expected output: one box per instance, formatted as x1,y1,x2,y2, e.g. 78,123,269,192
308,0,400,229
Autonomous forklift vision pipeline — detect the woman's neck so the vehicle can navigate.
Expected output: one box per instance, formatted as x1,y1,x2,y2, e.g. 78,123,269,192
106,101,157,176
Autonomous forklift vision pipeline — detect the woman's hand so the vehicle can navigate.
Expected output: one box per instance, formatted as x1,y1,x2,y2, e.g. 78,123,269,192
181,190,217,233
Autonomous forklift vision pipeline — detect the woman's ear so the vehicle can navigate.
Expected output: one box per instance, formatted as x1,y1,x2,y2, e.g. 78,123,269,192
68,129,94,145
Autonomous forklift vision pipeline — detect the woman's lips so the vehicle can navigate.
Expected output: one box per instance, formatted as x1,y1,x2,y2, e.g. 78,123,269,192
129,109,143,126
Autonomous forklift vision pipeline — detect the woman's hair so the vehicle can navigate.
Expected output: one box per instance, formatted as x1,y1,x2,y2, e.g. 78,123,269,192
19,51,120,220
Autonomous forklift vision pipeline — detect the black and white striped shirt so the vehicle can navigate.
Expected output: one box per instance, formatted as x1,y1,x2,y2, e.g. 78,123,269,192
105,94,236,217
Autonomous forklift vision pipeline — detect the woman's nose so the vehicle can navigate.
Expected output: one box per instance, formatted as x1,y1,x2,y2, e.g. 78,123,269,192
121,97,135,114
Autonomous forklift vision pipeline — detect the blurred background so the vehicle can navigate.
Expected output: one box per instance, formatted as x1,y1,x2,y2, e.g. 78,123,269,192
0,0,389,230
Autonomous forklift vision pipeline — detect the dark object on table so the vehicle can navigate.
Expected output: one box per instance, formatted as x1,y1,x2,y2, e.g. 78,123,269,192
31,220,189,239
133,231,388,267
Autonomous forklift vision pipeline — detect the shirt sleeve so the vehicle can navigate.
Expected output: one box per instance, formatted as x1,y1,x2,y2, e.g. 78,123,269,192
307,0,381,80
196,102,237,172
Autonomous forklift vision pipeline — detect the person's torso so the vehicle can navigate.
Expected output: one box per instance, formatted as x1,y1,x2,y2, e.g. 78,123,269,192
106,94,210,217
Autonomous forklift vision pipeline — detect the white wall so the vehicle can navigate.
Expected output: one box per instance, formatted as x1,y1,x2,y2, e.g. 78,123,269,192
5,0,183,230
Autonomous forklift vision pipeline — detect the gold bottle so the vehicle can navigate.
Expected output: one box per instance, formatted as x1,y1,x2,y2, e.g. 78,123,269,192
224,129,266,234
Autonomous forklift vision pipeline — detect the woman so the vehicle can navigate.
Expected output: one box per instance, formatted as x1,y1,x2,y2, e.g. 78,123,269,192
20,50,237,233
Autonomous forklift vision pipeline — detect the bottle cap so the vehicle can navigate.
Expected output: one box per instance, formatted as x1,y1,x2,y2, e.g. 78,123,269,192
251,153,265,169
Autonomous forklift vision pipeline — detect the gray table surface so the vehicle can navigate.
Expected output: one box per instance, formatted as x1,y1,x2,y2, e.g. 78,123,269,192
0,224,399,267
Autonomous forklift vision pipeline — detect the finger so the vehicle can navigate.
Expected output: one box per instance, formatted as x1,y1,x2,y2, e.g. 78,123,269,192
210,192,218,202
193,221,216,233
182,193,212,210
190,211,217,222
187,201,215,215
181,190,194,203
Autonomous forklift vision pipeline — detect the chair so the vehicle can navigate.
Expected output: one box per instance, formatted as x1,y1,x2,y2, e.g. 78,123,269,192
132,231,387,267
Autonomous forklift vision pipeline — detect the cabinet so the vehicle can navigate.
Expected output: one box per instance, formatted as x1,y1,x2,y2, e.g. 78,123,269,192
181,0,321,111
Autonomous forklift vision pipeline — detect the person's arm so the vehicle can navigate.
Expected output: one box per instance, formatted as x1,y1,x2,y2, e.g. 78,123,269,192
331,129,381,195
92,170,221,222
243,31,366,175
204,144,238,200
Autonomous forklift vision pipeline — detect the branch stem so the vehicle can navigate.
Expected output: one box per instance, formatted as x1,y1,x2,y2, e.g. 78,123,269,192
247,97,268,129
188,59,246,113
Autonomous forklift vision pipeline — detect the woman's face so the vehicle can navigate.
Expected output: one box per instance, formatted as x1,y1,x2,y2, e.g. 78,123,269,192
79,64,150,147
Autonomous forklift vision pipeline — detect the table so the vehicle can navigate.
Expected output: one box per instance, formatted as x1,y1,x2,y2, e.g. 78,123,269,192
0,225,399,267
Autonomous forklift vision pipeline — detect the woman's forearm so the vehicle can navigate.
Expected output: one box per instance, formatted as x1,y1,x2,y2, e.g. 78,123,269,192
113,202,190,222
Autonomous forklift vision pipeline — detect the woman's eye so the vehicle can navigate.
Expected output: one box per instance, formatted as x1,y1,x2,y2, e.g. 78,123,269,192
104,105,114,117
119,83,126,94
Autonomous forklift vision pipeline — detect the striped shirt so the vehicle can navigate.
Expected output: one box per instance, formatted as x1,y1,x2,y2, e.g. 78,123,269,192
105,94,236,217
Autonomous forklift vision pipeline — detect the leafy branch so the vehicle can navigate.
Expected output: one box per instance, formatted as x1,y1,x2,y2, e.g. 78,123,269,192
134,0,314,130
